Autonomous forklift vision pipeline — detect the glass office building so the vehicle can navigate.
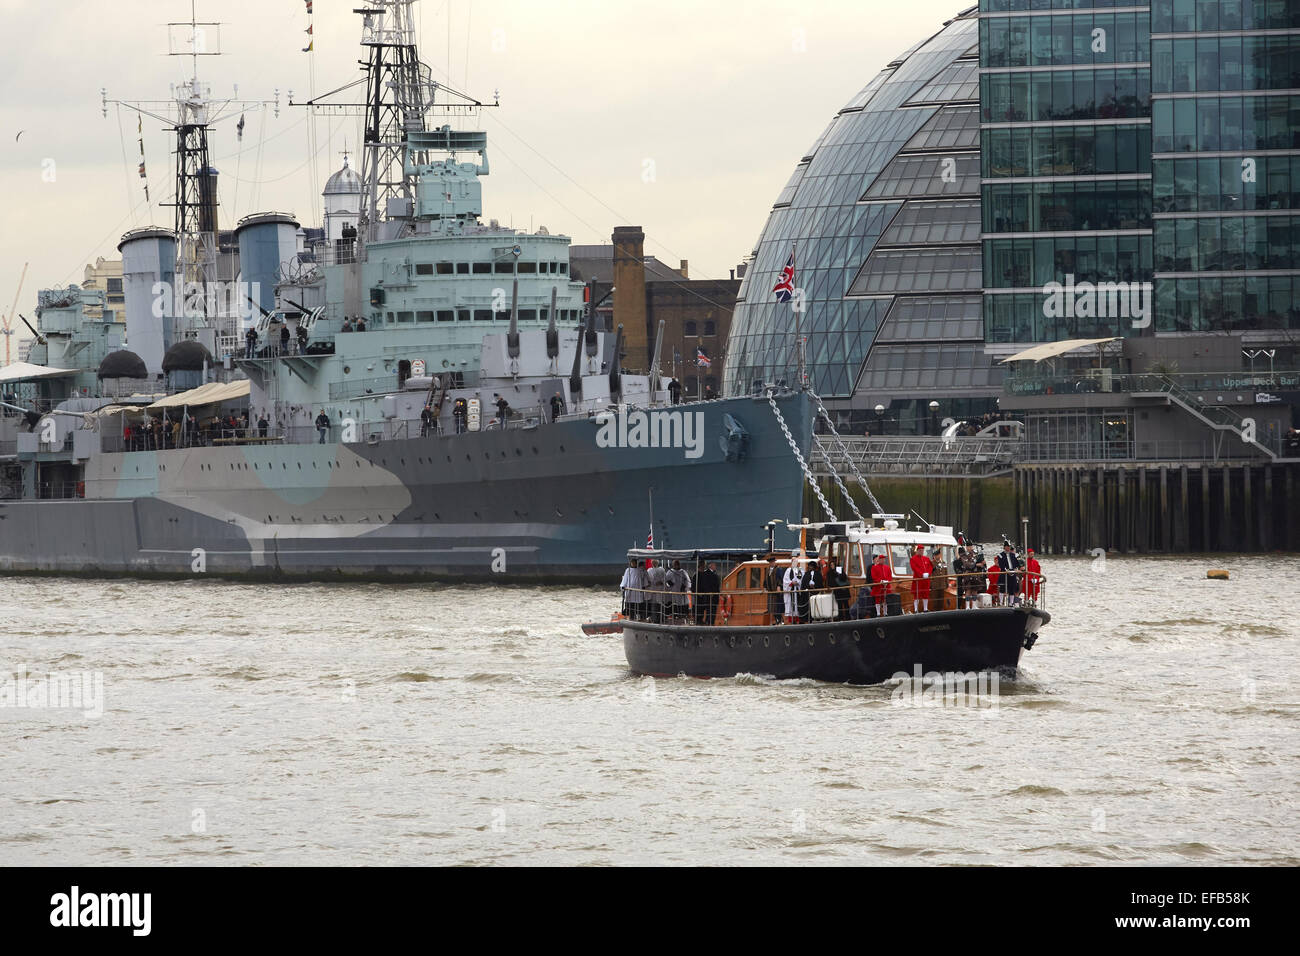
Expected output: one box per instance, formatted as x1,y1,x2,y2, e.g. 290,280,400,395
723,9,997,430
724,1,1300,429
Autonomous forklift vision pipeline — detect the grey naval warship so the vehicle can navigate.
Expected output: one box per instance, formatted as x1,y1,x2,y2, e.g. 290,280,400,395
0,1,814,582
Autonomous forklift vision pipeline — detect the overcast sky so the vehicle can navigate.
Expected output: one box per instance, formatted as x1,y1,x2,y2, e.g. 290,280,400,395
0,0,966,346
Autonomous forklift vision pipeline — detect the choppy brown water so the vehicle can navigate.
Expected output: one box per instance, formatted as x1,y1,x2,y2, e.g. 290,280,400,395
1,554,1297,865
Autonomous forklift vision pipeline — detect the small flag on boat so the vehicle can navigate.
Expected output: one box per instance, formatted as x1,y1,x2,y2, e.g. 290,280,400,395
302,39,314,53
695,346,711,368
304,0,313,12
772,248,795,303
305,24,313,35
647,523,654,549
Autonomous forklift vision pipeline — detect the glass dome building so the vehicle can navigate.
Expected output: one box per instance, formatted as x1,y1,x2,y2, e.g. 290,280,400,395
724,6,1000,432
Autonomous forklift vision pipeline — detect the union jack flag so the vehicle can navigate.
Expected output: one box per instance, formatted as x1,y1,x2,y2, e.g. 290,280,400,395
647,523,654,549
772,249,796,303
695,347,711,368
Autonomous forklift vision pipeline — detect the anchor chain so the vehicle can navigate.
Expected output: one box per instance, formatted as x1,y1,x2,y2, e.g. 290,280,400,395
767,389,836,522
808,388,884,517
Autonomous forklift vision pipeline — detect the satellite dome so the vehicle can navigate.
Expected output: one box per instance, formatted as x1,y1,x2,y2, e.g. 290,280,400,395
324,155,363,196
162,340,213,373
97,349,148,380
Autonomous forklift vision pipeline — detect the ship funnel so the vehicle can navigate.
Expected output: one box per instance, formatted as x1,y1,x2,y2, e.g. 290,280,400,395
545,287,559,359
506,278,520,359
118,227,177,377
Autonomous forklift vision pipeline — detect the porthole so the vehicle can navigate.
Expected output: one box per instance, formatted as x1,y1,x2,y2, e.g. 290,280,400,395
853,630,861,643
784,635,791,647
728,636,735,648
807,634,815,646
763,636,770,647
746,636,753,647
829,634,836,645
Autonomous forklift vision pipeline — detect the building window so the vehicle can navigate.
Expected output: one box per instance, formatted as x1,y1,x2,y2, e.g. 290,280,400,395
704,320,716,336
685,320,698,336
106,278,123,293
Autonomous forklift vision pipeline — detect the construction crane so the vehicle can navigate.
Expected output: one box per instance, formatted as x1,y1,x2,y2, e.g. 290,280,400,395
1,262,29,367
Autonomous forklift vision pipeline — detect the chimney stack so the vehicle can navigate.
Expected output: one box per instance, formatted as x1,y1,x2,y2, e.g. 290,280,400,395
612,226,648,370
679,259,689,279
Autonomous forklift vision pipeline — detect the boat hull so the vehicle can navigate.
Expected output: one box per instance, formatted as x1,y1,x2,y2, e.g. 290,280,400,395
622,607,1049,684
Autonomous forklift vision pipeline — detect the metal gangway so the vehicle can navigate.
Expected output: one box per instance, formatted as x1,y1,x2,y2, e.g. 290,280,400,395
811,435,1022,478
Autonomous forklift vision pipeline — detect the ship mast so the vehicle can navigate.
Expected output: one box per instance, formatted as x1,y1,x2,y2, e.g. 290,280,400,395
357,1,432,251
103,0,279,340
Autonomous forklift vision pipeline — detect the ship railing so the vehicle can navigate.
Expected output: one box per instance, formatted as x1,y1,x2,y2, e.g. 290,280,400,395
37,481,85,500
623,573,1046,624
101,427,286,453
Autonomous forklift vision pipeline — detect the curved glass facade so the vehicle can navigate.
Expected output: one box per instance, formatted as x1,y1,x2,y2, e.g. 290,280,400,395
724,8,998,423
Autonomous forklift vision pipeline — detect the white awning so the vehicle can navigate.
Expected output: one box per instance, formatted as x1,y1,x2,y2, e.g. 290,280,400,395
999,337,1120,364
0,362,79,384
146,379,250,410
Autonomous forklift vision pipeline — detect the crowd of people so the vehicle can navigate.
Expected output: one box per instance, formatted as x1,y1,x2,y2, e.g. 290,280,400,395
120,409,272,451
619,545,1044,627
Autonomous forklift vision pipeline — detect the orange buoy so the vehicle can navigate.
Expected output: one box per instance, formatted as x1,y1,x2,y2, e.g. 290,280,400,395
1207,569,1230,580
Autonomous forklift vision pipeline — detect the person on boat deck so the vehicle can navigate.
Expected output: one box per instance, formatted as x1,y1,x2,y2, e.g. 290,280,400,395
550,392,565,422
763,554,784,626
997,542,1022,605
420,404,435,437
341,317,354,333
849,582,876,619
620,559,645,620
910,544,934,613
870,553,893,617
696,560,721,626
667,378,682,405
315,410,330,444
244,326,258,359
954,544,977,609
797,558,821,622
1024,548,1042,602
279,324,291,355
296,323,309,352
355,316,367,332
830,565,852,620
493,393,512,426
928,547,948,612
644,559,666,624
665,560,691,622
781,559,802,624
986,559,1000,604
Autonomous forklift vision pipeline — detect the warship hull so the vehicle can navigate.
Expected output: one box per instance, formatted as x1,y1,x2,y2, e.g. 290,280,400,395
0,393,812,582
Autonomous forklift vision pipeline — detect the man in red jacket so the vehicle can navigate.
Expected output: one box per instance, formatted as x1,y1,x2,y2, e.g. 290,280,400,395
870,552,893,617
909,544,934,613
1024,548,1042,602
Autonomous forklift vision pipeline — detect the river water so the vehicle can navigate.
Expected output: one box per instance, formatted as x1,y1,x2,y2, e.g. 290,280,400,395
1,554,1296,866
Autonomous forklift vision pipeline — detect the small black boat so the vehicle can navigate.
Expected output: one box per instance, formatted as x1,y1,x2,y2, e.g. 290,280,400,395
615,518,1049,685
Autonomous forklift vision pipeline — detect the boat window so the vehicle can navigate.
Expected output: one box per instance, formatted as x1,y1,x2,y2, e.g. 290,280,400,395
849,545,862,576
415,263,434,275
494,261,514,274
559,263,568,274
518,262,537,274
457,309,470,321
548,262,558,273
890,545,911,575
456,263,469,274
416,310,435,322
436,310,454,322
519,309,536,321
386,311,395,323
472,262,491,274
473,309,493,321
397,311,415,323
436,262,454,275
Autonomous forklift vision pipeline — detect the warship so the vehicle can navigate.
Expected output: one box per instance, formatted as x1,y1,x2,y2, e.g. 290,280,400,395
0,1,814,582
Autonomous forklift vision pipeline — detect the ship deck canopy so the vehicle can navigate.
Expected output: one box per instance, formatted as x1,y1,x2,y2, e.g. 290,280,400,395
999,337,1119,364
147,379,250,411
0,362,79,384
